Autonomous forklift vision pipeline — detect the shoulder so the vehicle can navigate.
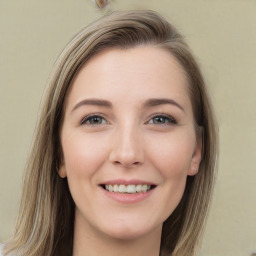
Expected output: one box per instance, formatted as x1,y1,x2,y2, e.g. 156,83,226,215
0,244,3,256
0,244,4,256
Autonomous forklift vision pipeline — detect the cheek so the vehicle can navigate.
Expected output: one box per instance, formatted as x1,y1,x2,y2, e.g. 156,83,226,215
62,132,110,178
146,133,195,218
147,132,195,179
61,132,111,210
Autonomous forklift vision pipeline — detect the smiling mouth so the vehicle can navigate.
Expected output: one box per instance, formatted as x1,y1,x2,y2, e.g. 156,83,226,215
101,184,156,193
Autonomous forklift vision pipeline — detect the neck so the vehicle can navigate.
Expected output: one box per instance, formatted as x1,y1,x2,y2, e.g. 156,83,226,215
72,210,162,256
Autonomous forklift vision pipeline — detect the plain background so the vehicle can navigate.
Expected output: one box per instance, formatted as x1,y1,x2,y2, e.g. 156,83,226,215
0,1,255,255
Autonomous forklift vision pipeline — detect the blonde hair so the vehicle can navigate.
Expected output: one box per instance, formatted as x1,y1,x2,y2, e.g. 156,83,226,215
4,10,218,256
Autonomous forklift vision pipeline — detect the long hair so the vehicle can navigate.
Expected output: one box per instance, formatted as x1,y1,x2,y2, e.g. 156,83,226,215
4,10,218,256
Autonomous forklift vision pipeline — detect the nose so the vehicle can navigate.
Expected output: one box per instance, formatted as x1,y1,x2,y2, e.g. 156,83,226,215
109,125,145,168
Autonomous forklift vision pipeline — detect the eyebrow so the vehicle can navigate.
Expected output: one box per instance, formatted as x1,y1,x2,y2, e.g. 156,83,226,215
72,99,113,112
144,98,185,112
71,98,184,112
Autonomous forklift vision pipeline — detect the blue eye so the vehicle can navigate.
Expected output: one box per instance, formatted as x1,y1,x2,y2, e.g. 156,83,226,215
148,115,176,125
81,115,107,125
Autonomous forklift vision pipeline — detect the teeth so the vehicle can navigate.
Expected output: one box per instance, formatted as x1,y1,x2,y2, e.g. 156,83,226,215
136,184,142,192
104,184,151,193
126,184,136,193
113,184,118,192
141,184,148,192
118,185,127,193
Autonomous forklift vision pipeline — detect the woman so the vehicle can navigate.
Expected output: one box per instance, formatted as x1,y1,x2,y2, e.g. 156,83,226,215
2,10,218,256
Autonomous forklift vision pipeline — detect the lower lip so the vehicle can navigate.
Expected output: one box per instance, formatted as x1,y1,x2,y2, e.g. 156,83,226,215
100,187,155,204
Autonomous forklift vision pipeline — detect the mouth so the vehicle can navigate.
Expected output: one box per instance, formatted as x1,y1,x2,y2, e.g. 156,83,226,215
100,184,157,194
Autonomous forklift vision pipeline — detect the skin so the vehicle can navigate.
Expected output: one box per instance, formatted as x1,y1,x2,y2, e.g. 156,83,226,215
59,46,202,256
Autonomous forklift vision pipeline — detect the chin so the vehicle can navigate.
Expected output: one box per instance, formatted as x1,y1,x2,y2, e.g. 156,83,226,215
101,221,160,241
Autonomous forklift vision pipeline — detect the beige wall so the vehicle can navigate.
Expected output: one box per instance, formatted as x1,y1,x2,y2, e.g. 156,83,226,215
0,1,255,255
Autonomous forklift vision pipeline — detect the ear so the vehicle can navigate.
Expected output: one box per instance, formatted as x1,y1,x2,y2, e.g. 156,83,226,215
58,160,67,178
57,145,67,178
188,128,203,176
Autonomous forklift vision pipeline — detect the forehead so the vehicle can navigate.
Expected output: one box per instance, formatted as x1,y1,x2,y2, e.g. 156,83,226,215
65,46,191,111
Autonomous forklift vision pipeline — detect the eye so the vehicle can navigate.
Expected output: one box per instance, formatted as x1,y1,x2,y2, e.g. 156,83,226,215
148,115,177,125
81,115,107,125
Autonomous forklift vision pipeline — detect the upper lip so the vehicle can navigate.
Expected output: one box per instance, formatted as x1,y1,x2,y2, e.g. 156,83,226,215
100,179,156,186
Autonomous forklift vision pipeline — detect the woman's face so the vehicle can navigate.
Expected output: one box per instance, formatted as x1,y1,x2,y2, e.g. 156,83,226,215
59,46,202,240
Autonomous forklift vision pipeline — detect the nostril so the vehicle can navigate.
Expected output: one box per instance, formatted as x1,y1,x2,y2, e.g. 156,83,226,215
127,161,142,167
109,137,145,166
113,160,141,167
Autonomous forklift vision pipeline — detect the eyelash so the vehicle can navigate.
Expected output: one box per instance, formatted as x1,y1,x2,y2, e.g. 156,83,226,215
80,114,177,126
80,114,107,126
147,114,177,125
